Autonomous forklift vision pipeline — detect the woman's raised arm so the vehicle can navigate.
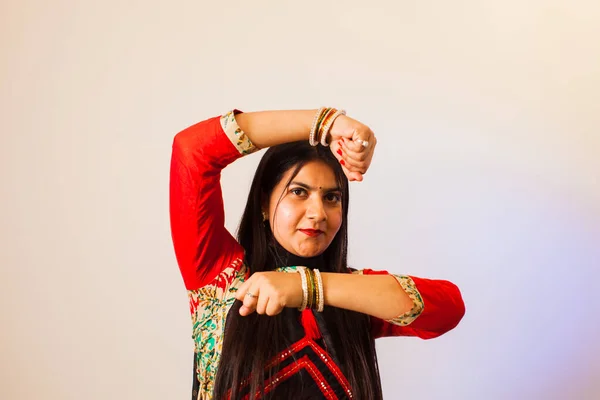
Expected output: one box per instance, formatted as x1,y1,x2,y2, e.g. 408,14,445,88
170,111,257,289
237,109,377,182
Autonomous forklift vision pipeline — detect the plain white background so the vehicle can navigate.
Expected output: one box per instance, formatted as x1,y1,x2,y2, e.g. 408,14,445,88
2,1,599,399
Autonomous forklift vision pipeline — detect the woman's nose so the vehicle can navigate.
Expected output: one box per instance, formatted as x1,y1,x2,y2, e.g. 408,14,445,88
306,198,327,221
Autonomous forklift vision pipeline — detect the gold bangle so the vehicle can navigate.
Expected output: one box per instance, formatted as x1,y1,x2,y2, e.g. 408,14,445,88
320,109,346,147
307,268,318,310
317,108,336,145
313,108,332,146
297,267,308,311
305,268,314,310
309,107,326,146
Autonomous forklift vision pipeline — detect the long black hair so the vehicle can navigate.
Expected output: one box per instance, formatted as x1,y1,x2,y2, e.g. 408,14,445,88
213,141,383,399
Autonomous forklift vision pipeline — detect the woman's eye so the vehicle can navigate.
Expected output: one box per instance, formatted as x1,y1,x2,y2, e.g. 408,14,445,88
325,193,342,202
291,188,306,196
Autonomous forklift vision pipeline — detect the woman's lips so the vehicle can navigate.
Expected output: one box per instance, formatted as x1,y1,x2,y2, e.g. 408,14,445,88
299,229,323,237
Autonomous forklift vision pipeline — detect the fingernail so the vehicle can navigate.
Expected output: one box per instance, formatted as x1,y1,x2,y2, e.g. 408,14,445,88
336,149,342,156
340,159,345,166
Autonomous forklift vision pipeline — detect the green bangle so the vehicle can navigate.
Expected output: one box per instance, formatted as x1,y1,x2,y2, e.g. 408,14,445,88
314,108,331,145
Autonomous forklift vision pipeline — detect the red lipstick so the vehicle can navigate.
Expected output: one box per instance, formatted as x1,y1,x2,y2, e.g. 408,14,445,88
299,229,323,237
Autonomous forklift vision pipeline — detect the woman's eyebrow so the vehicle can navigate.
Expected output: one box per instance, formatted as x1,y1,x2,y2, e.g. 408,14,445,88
290,181,341,192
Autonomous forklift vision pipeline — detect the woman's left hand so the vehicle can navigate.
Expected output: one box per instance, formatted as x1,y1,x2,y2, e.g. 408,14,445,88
235,271,303,316
328,115,377,182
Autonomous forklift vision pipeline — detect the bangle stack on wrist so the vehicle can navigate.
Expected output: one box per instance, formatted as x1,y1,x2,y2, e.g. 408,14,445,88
309,107,346,147
297,267,324,312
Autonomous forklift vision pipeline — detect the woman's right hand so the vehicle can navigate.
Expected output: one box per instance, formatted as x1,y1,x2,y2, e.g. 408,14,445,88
328,115,377,182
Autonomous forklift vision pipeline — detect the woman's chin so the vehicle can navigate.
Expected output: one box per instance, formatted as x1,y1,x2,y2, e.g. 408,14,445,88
294,245,324,258
281,237,329,257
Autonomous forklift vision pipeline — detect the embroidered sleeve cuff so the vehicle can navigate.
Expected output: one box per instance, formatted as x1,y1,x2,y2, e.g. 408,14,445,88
386,275,425,326
220,110,258,155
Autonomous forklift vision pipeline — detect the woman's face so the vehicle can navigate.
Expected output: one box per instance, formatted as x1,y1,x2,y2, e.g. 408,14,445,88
266,160,343,257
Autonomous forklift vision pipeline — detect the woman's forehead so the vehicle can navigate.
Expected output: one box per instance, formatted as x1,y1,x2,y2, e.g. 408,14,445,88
285,160,337,188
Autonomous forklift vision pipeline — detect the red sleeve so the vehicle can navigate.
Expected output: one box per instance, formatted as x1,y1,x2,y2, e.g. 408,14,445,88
169,113,248,290
361,269,466,340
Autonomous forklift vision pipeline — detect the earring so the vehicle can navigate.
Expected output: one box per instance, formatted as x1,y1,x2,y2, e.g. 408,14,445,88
262,211,268,222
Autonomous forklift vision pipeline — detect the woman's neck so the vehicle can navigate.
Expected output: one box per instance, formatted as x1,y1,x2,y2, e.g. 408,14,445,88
270,241,326,270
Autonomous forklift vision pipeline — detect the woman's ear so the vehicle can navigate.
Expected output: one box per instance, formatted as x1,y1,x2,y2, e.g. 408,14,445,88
261,194,269,222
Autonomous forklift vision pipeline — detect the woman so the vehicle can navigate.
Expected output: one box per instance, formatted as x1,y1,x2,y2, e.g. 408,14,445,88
169,108,465,400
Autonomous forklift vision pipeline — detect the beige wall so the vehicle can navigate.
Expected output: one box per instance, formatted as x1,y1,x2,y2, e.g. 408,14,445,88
1,1,599,399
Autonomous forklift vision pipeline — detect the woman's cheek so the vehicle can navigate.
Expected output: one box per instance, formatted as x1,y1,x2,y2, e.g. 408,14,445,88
275,202,298,229
329,210,343,234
